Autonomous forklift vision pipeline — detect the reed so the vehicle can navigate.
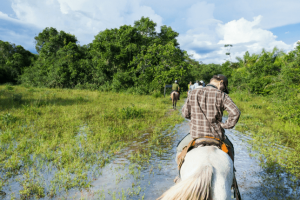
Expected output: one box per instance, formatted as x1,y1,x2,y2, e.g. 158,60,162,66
231,91,300,179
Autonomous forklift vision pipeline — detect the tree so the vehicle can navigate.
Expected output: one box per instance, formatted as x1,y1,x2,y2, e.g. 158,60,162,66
21,27,87,88
0,40,35,84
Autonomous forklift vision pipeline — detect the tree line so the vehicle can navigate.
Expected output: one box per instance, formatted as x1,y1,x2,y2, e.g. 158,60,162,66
1,17,299,99
1,17,193,94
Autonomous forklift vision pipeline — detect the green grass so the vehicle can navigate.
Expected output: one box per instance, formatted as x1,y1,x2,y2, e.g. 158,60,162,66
231,91,300,178
0,85,184,199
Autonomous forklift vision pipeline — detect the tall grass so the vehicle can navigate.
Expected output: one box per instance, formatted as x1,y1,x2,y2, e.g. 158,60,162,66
0,85,183,199
231,91,300,179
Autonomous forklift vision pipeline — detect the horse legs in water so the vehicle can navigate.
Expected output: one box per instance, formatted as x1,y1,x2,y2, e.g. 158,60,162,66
158,146,234,200
172,92,177,109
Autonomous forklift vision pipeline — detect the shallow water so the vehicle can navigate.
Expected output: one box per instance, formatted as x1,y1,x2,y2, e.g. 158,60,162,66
2,117,299,199
58,118,287,200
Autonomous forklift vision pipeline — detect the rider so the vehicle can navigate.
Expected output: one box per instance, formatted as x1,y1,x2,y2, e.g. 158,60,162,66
187,81,192,96
190,80,198,91
199,80,205,87
172,80,180,100
177,74,241,172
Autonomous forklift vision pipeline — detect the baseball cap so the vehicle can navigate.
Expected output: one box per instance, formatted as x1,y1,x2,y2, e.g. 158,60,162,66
213,74,229,94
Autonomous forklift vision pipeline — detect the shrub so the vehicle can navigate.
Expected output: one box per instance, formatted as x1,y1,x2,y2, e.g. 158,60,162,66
152,90,162,98
5,85,13,91
12,93,23,103
2,113,17,125
120,105,144,119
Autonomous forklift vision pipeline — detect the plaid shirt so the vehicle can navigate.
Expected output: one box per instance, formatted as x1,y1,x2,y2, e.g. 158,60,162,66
182,84,241,140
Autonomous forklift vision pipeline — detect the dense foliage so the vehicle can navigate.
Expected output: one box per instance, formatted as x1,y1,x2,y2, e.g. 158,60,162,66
17,17,190,94
0,41,36,84
230,45,300,126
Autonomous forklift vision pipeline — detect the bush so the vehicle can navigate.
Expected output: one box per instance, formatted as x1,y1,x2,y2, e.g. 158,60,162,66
248,77,272,95
12,93,23,103
5,85,14,91
120,105,144,119
2,113,17,125
152,90,162,98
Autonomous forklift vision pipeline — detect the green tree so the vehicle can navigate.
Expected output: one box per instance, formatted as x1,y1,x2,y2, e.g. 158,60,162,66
0,40,35,84
21,27,87,88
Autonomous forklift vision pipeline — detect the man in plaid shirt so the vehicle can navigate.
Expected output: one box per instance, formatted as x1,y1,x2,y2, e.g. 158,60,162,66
177,74,241,162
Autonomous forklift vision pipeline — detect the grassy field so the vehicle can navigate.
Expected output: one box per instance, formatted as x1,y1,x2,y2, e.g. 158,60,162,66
0,85,184,199
230,91,300,180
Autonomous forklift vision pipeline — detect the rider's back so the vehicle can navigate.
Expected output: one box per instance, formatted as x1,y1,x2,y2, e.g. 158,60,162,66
182,86,240,141
172,83,179,91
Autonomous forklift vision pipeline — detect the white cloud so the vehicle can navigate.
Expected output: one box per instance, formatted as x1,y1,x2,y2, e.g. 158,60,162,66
293,40,300,49
178,2,222,62
0,11,27,25
217,16,276,45
217,16,292,55
250,0,300,29
186,2,220,28
179,8,293,64
8,0,162,45
141,0,300,30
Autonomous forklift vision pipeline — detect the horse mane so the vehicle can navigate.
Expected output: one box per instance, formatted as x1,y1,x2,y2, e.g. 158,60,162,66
157,164,213,200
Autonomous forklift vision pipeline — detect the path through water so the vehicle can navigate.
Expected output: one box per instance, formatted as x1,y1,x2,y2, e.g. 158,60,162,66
64,117,296,200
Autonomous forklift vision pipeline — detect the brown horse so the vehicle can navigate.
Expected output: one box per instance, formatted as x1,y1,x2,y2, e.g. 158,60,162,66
171,91,179,109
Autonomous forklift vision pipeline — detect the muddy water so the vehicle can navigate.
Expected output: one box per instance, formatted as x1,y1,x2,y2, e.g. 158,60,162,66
65,118,281,200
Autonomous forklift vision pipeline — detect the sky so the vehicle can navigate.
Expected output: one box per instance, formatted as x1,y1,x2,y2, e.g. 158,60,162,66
0,0,300,64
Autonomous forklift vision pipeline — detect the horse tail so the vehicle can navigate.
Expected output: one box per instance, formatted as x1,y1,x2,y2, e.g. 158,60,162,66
157,164,213,200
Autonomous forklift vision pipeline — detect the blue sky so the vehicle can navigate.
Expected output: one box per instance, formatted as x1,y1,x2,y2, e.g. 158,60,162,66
0,0,299,63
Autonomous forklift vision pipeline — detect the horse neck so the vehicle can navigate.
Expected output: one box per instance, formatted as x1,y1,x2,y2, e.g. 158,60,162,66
180,146,234,200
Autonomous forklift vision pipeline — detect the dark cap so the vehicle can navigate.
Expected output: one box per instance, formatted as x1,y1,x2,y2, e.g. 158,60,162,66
212,74,229,94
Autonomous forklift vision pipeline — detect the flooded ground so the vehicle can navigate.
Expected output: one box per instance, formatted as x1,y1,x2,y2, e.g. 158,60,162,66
1,117,299,200
56,117,298,200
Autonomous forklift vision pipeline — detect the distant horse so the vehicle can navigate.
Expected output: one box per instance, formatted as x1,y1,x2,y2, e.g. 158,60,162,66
157,146,234,200
171,91,179,109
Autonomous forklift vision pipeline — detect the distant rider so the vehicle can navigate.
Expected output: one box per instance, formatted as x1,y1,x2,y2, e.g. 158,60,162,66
199,80,205,87
187,81,192,96
171,80,180,100
190,80,198,91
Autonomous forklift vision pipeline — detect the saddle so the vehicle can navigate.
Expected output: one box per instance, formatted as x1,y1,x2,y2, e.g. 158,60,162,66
177,136,230,170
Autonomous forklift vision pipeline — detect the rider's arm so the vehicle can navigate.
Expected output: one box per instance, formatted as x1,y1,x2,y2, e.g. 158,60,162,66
182,96,191,119
220,95,241,129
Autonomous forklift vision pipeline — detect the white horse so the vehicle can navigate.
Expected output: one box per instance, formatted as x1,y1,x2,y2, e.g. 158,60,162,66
158,146,234,200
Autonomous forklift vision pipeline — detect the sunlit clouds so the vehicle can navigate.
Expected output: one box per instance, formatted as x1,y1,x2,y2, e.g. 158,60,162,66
0,0,299,63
